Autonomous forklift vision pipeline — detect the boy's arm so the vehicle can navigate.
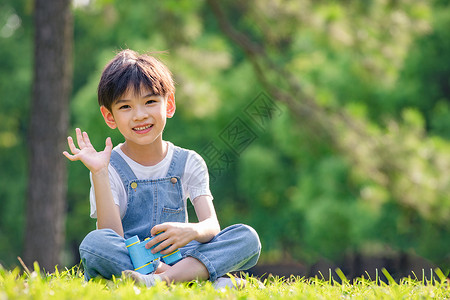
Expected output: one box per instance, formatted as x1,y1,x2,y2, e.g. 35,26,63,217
191,195,221,242
194,195,221,239
147,195,220,255
91,168,124,237
63,128,124,237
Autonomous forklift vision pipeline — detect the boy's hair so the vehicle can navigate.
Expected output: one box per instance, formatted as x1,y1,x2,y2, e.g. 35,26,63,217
98,49,175,111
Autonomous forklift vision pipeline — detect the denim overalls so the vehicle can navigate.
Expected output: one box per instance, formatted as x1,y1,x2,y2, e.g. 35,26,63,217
79,146,261,282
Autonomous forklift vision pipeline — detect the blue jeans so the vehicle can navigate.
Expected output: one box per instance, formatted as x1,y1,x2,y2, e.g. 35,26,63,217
79,224,261,282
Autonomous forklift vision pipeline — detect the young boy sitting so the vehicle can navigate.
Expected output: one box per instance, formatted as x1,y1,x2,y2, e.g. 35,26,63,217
63,49,261,287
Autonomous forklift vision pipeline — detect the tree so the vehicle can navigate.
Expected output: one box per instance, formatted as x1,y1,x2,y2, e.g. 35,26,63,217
23,0,73,271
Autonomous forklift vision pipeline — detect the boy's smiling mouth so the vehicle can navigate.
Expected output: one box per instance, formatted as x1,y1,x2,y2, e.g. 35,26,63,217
133,124,153,132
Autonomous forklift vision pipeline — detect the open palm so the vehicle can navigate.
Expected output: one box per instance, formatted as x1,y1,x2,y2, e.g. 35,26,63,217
63,128,113,174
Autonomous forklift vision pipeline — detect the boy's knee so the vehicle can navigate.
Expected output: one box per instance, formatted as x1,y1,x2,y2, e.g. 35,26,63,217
242,224,261,253
231,224,261,270
79,229,121,260
80,228,114,247
231,224,261,254
79,229,130,280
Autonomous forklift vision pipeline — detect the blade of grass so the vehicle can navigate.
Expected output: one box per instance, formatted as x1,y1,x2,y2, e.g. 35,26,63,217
335,268,348,284
434,268,448,284
17,256,31,276
381,268,396,285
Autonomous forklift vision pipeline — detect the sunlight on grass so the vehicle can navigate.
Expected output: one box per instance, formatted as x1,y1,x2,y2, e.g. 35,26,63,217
1,263,450,299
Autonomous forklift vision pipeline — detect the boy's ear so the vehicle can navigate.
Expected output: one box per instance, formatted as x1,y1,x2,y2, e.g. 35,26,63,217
166,93,176,118
100,106,117,129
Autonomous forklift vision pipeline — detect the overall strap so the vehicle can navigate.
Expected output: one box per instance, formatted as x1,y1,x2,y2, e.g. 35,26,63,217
166,146,189,178
110,150,138,191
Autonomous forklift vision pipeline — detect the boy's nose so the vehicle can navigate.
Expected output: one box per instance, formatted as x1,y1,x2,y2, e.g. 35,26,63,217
133,107,149,121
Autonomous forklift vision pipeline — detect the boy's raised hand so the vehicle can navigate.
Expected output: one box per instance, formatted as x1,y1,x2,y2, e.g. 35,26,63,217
63,128,113,174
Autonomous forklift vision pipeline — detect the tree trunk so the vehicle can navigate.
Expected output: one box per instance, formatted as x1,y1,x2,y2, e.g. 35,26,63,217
24,0,73,272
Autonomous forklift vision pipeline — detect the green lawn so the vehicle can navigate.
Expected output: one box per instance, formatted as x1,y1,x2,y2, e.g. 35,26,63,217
1,263,449,299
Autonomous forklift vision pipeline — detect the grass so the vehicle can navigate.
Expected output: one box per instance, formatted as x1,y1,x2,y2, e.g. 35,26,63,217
1,262,450,299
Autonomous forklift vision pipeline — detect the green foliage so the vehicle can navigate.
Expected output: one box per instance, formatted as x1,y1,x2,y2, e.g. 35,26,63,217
0,0,33,268
388,7,450,138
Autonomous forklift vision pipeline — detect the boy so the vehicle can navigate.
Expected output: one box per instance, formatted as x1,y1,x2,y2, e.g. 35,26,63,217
63,49,261,287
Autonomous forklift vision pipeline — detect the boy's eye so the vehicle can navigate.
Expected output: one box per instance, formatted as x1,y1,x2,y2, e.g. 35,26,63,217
119,105,130,109
146,100,156,105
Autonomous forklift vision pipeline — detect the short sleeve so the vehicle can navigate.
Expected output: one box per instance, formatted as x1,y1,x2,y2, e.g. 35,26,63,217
182,151,213,203
88,167,125,219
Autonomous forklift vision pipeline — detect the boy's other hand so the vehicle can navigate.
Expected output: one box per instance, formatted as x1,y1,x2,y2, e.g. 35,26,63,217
146,222,197,255
63,128,113,174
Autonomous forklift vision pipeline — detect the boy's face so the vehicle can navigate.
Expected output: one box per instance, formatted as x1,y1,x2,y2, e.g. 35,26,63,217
100,86,175,148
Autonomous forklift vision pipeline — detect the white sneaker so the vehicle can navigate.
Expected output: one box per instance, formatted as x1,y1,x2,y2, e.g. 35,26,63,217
213,276,246,290
123,270,162,287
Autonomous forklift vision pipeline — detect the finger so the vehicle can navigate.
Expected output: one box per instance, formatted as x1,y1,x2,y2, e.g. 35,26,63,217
67,136,79,154
76,128,86,148
147,232,170,252
145,240,155,250
63,151,78,161
160,244,178,255
82,131,93,147
159,238,182,255
152,238,173,254
151,224,167,236
145,232,165,249
104,137,113,153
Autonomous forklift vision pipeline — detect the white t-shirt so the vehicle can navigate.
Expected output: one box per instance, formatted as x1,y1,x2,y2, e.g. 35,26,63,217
89,142,212,219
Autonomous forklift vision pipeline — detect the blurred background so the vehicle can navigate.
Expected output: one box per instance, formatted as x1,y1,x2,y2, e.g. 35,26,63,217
0,0,449,280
